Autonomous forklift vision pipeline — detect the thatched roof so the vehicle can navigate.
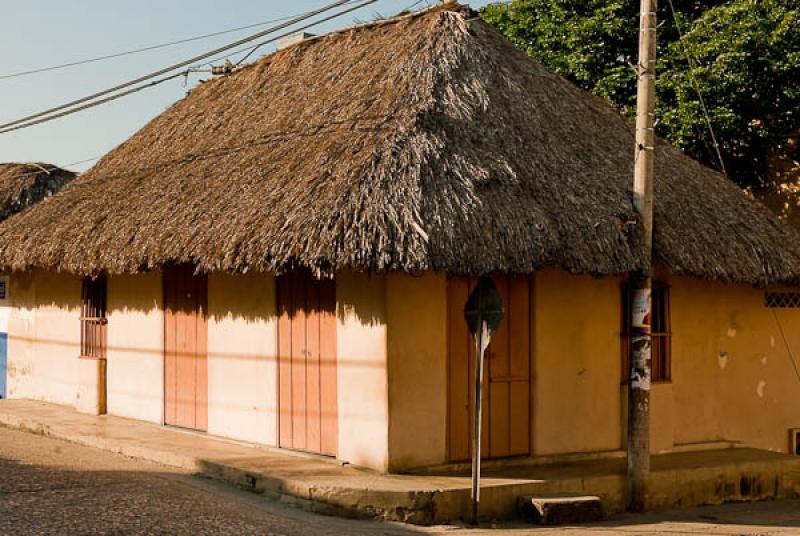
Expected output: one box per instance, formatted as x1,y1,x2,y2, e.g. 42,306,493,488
0,163,75,222
1,3,799,284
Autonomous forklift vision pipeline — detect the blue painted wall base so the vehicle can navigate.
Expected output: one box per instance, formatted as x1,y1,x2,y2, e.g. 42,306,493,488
0,332,7,399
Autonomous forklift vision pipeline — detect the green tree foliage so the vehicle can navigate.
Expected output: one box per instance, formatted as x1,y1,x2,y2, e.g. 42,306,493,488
481,0,799,189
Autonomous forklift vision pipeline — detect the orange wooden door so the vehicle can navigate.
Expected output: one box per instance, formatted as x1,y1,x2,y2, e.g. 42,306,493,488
277,268,337,456
164,265,208,431
447,274,531,461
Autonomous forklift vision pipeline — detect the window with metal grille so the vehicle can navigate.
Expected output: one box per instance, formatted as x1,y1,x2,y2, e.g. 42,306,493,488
765,292,800,308
621,283,671,383
80,276,107,359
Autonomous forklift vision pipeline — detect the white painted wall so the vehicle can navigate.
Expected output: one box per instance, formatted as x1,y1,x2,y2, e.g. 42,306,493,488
336,272,389,471
207,272,278,445
7,272,80,406
106,272,164,423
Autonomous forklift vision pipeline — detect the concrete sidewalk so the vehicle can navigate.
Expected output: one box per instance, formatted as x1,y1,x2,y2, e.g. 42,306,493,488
0,399,503,524
1,399,799,525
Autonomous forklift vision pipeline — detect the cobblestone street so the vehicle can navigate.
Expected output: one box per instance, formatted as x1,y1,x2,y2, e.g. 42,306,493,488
0,426,418,536
2,425,800,535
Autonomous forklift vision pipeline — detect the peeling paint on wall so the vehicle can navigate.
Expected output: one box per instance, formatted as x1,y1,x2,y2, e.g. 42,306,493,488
6,362,31,379
718,352,729,369
761,354,768,365
756,380,766,398
727,328,737,338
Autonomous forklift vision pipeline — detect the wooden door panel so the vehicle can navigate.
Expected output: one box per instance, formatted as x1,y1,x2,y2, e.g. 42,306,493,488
447,277,471,462
509,380,529,455
277,275,294,448
447,274,531,461
289,271,308,450
488,275,511,457
318,279,338,456
305,279,322,455
278,269,337,456
489,382,510,456
164,293,178,426
176,302,194,427
164,265,208,431
194,277,208,431
507,274,531,456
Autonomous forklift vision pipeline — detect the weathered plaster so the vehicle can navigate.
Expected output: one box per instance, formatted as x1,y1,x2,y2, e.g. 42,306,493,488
386,272,447,471
106,272,164,423
336,272,389,471
207,272,277,445
7,272,80,407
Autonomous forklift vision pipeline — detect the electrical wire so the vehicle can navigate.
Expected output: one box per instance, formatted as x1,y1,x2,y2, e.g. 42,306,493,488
195,0,381,68
12,110,397,186
5,157,102,180
399,0,428,14
0,13,301,81
234,0,378,65
59,156,102,170
1,0,426,171
0,0,357,132
665,0,727,176
0,0,380,135
771,307,800,386
0,71,189,135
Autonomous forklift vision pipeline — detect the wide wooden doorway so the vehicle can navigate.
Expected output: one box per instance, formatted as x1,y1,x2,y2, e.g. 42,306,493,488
163,264,208,431
447,274,531,461
277,268,338,456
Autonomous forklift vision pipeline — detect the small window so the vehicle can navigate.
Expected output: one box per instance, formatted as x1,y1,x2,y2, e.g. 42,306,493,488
80,276,107,359
621,283,671,383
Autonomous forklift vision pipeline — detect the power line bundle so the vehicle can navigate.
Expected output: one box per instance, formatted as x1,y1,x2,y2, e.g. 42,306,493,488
0,0,378,136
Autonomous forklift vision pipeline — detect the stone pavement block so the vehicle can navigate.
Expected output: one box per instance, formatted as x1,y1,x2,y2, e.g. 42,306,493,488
518,495,604,525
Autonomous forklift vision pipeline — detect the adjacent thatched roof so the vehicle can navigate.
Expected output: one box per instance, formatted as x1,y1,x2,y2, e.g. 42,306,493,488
1,3,799,284
0,163,75,222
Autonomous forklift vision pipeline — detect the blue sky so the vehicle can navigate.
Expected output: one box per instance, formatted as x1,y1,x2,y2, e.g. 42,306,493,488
0,1,492,173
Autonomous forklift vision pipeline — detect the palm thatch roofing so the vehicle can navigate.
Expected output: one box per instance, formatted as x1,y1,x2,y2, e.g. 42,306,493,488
1,3,799,284
0,163,75,222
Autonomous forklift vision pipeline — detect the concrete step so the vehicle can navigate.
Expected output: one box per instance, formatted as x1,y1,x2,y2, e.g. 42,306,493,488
518,495,604,525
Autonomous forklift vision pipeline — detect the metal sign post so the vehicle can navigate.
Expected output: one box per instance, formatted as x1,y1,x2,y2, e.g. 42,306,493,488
463,276,504,525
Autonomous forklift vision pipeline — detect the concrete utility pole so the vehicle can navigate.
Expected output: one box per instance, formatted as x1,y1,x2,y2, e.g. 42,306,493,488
627,0,657,513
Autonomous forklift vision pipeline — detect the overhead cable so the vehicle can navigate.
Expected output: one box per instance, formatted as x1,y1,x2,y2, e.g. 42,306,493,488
665,0,727,176
0,13,301,81
3,157,102,180
0,0,357,132
0,0,379,135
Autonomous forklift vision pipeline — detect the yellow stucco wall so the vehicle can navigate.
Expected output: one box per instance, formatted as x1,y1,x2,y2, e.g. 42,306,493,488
106,272,164,423
386,272,448,471
383,269,627,470
7,272,81,407
382,269,625,470
532,270,624,455
207,272,278,445
11,266,800,470
668,275,800,453
336,272,389,471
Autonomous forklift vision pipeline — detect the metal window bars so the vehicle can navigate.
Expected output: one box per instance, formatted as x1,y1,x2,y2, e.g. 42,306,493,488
765,292,800,309
80,276,107,359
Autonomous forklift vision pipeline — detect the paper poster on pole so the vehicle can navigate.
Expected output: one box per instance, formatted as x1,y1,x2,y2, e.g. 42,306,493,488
630,287,652,391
